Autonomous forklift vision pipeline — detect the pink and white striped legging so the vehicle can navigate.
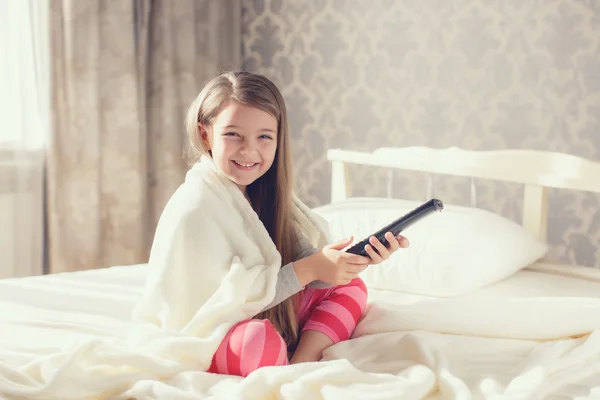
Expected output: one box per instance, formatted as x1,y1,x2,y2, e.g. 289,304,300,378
207,277,368,377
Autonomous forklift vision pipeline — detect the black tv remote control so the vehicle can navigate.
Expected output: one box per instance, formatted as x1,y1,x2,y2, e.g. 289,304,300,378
345,198,444,256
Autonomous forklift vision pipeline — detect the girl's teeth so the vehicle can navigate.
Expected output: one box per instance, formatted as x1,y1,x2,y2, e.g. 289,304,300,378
234,161,255,167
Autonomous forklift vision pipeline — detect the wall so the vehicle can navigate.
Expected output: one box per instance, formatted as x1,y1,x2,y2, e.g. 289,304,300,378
241,0,600,267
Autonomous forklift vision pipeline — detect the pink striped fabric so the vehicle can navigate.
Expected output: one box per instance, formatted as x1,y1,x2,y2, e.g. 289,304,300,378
300,278,368,344
207,319,288,377
208,277,368,377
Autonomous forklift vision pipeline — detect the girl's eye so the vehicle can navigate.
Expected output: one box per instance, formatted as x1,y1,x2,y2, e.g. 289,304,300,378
224,132,239,137
259,135,273,140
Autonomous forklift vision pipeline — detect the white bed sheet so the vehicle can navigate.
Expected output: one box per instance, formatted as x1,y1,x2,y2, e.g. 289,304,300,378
1,264,600,399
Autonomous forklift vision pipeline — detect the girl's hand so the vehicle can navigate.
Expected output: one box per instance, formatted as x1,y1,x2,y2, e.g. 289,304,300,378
310,236,370,286
363,232,410,265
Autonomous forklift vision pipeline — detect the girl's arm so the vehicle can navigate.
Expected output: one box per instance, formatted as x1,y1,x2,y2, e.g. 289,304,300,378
259,261,314,312
258,230,335,313
295,235,334,289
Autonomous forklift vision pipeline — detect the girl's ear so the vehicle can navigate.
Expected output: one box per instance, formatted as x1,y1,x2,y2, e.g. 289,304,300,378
198,123,211,151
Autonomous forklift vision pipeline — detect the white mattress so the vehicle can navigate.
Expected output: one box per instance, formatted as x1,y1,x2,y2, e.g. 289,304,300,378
1,264,600,399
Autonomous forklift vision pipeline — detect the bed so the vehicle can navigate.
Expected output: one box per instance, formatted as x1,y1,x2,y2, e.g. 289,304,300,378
1,146,600,400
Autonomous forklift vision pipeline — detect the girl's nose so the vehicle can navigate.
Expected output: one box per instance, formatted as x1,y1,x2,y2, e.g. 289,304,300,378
239,142,256,155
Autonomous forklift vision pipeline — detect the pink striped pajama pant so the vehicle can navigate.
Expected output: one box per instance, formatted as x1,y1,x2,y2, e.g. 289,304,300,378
207,277,368,377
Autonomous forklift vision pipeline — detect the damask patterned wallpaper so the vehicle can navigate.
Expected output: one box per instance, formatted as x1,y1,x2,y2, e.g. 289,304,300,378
240,0,600,267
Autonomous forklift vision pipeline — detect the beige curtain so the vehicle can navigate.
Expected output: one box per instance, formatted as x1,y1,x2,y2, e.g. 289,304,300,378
47,0,241,273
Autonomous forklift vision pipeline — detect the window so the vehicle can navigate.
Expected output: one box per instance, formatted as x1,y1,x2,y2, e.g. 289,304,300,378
0,0,50,150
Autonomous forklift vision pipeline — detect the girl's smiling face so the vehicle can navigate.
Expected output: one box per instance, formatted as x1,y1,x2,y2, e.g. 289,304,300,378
200,100,278,193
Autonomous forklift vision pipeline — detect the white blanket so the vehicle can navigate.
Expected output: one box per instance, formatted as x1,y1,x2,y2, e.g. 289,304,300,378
114,269,600,400
0,156,332,399
1,265,600,399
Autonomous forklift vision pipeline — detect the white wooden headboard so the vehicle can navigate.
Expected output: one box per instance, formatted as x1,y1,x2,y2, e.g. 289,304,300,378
327,146,600,242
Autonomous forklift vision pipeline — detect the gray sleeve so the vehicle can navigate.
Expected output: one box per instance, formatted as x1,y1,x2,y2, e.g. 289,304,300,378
260,233,333,312
260,262,304,312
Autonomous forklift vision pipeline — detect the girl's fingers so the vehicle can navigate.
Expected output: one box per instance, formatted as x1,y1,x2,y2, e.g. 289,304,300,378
364,244,383,264
386,232,400,251
369,236,390,259
343,252,370,265
398,235,410,248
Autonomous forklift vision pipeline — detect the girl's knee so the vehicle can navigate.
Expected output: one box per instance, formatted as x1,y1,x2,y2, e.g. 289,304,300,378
210,319,288,377
350,276,367,292
244,319,286,353
238,319,288,375
345,277,368,311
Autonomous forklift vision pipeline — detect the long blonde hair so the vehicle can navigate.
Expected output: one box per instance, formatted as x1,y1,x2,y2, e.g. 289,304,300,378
184,71,301,349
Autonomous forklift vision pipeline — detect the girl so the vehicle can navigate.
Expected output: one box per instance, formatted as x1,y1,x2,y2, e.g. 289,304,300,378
156,71,409,377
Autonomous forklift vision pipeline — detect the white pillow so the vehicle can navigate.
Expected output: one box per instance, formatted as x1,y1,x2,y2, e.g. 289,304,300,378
312,197,548,297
